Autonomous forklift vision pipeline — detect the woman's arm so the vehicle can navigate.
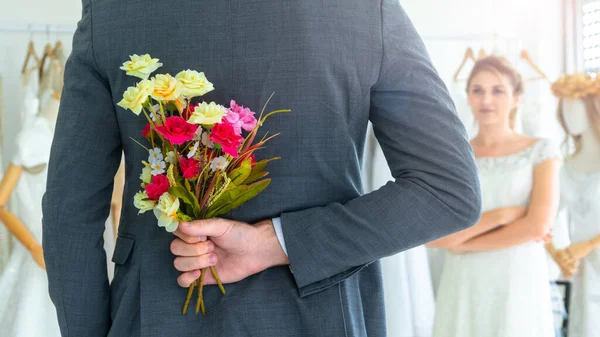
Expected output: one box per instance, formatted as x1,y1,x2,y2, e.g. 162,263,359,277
426,206,525,248
452,158,560,253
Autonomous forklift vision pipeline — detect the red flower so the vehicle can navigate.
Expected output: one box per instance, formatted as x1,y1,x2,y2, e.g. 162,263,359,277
155,116,198,145
206,148,217,161
250,153,257,168
142,123,153,138
146,174,170,200
179,157,200,179
210,123,243,158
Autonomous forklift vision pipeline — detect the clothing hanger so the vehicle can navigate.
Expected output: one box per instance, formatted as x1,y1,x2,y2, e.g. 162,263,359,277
39,43,55,82
21,41,40,74
477,48,487,59
519,49,550,83
453,47,477,82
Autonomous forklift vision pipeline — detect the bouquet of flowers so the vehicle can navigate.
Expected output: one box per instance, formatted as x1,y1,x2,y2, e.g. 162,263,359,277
117,54,288,315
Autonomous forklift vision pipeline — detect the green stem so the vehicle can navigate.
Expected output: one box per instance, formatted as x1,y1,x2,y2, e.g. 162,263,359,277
210,266,226,295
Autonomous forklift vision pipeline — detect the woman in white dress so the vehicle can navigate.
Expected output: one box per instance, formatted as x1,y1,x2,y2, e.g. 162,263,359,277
428,56,560,337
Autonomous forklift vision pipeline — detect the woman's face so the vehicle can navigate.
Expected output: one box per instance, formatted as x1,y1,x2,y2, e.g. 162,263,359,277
467,70,519,128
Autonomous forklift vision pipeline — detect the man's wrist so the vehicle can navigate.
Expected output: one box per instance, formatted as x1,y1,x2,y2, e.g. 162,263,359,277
256,219,290,269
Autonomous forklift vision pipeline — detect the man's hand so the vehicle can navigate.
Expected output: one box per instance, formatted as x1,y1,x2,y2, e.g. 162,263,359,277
171,218,289,288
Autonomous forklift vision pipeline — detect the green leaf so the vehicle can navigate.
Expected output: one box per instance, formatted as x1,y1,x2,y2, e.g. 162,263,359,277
252,157,279,172
168,186,201,218
228,157,252,186
176,211,194,222
243,171,269,185
205,179,271,218
240,157,279,185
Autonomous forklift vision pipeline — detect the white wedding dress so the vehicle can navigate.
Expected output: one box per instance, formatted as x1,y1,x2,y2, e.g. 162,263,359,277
363,124,436,337
433,139,559,337
560,162,600,337
0,66,62,337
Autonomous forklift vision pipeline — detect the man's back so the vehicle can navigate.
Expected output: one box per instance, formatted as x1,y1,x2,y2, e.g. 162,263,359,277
43,1,481,336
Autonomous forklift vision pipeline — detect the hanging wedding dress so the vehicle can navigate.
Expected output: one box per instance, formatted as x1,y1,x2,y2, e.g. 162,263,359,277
0,64,61,337
363,123,435,337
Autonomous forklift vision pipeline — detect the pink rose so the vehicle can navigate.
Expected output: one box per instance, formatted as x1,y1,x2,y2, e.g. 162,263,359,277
145,174,170,200
226,100,257,134
155,116,198,145
210,123,243,158
179,157,200,179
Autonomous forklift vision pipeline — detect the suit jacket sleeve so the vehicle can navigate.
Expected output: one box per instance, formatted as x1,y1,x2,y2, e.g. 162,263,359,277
42,1,121,335
279,0,482,297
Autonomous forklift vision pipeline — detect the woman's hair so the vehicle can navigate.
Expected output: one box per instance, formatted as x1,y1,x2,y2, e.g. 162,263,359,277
557,96,600,156
466,56,524,129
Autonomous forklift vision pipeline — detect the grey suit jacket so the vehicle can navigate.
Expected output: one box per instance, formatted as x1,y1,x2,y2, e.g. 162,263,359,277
42,1,482,336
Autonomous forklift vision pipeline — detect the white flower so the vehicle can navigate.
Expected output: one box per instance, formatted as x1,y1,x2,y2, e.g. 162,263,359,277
140,166,152,184
151,104,160,122
151,160,166,175
153,192,180,232
165,151,175,164
133,191,155,214
201,131,214,148
194,127,203,140
148,148,164,164
210,156,228,172
187,141,199,158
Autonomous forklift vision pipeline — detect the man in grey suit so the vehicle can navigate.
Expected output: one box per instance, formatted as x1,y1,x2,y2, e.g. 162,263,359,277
42,0,481,336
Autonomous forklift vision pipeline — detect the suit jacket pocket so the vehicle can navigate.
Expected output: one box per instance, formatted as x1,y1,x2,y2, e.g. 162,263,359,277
110,235,137,321
112,235,135,265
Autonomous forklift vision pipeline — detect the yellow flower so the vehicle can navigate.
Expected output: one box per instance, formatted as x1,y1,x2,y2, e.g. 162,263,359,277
117,79,154,115
151,74,182,102
153,192,180,232
120,54,163,79
175,70,214,98
133,191,155,214
140,166,152,185
188,101,227,125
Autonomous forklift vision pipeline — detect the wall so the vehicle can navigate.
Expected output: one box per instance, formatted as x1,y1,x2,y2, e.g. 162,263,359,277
0,0,81,169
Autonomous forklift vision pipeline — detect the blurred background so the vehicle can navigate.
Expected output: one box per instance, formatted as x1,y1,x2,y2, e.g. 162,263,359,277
0,1,597,337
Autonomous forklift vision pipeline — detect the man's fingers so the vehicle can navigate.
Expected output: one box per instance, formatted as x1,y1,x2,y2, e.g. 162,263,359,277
178,218,232,238
170,239,214,257
177,269,217,288
174,253,218,272
177,270,201,288
172,228,207,243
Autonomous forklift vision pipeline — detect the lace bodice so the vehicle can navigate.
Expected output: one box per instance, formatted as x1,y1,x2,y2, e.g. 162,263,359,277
476,139,560,212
